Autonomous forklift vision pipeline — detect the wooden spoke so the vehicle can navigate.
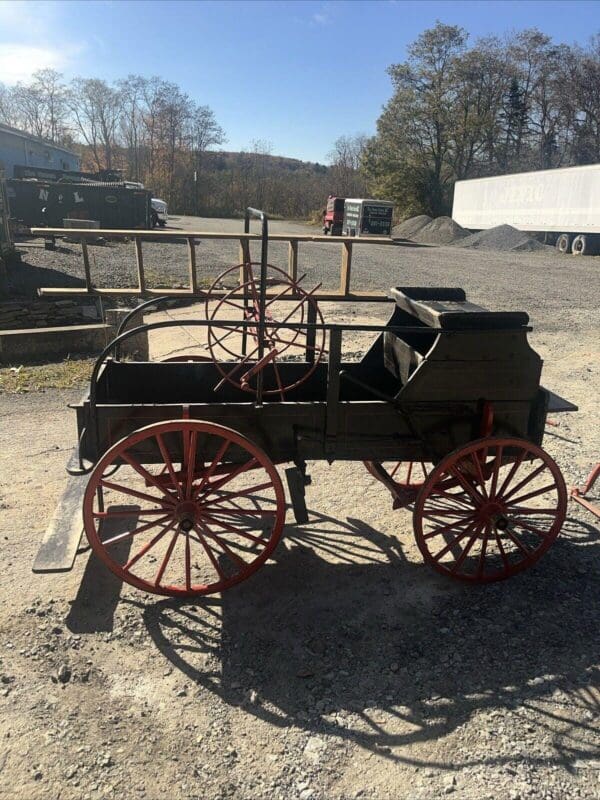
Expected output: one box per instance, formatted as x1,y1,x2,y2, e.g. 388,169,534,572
100,478,174,508
202,480,274,505
155,433,183,500
496,448,528,499
124,520,175,572
505,483,557,507
184,533,192,591
194,438,231,495
489,445,503,498
92,509,168,519
191,524,227,580
432,522,479,563
198,520,248,569
422,514,477,540
154,529,180,586
198,458,260,496
120,450,178,502
450,525,484,574
103,514,172,546
502,462,549,503
184,429,198,500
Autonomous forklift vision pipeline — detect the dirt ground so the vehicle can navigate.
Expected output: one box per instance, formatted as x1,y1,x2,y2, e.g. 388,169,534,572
0,217,599,799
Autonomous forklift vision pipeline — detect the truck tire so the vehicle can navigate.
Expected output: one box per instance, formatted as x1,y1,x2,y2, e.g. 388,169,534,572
556,233,571,254
572,234,598,256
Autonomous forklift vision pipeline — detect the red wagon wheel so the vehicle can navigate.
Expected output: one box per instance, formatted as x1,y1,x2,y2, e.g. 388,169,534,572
83,420,286,597
204,262,326,397
413,437,567,583
364,460,430,507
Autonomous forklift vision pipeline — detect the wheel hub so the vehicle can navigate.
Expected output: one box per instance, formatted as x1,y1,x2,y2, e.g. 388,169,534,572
476,500,508,529
175,500,199,528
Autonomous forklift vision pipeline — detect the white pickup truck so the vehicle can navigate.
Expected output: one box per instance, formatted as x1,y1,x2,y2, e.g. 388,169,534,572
151,198,168,227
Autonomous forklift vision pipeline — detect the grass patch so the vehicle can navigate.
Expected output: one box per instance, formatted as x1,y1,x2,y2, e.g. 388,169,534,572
0,356,94,393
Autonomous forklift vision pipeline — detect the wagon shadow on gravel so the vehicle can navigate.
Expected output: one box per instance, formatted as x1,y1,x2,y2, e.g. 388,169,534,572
143,508,599,769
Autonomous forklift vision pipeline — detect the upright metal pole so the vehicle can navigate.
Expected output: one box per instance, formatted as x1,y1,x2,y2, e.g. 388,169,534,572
241,210,251,356
245,208,269,405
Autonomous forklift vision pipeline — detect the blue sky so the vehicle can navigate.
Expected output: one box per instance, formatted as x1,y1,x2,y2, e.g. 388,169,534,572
0,0,598,162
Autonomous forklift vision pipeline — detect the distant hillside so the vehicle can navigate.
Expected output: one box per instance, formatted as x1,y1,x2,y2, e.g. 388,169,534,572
76,144,334,218
202,150,329,174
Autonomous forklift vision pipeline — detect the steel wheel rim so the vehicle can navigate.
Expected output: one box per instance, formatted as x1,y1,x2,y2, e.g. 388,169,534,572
83,420,285,597
413,437,567,583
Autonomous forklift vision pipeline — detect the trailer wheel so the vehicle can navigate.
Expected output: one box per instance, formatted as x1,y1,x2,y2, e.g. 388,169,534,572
572,234,598,256
413,437,566,583
555,233,571,254
83,420,286,597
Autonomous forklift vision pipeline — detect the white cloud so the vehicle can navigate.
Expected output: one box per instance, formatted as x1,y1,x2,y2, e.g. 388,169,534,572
0,43,74,83
311,3,331,26
0,2,86,83
0,1,57,38
313,11,329,25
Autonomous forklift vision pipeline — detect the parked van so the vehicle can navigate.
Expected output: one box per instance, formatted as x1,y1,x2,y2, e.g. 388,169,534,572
151,198,168,227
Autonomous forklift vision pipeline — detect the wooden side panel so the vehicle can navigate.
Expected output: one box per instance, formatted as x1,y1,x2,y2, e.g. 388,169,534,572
399,359,542,403
397,329,543,403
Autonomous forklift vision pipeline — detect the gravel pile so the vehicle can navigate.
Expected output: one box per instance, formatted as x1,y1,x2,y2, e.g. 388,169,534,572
413,216,470,245
392,215,432,239
456,224,549,252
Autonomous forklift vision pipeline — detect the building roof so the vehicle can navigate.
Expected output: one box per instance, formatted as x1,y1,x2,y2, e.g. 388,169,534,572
0,122,78,158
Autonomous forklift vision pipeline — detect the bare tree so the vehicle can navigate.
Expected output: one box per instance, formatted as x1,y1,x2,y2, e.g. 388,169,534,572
327,134,368,196
68,78,122,170
0,82,19,128
188,104,226,213
118,75,147,180
10,69,69,144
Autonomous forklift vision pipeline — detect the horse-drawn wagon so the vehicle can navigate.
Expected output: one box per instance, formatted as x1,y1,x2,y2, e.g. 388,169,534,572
34,209,575,595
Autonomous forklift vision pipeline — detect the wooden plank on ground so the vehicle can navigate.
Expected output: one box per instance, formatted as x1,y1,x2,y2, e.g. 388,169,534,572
32,463,86,573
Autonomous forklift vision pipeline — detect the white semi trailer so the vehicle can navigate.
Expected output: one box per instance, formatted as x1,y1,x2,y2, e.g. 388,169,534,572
452,163,600,255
